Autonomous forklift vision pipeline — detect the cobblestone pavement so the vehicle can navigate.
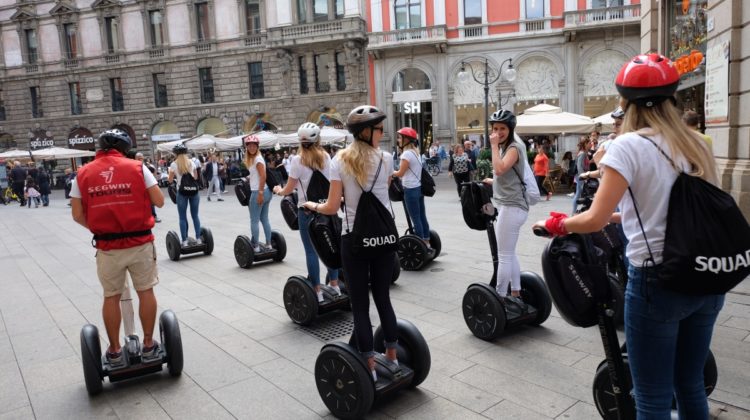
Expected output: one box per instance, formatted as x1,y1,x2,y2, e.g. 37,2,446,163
1,174,748,420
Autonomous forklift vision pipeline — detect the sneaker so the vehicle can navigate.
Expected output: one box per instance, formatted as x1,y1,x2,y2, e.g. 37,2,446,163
330,285,342,296
253,245,261,253
182,240,190,247
154,217,162,223
207,196,211,201
106,350,124,367
567,192,575,197
141,341,160,360
195,238,202,245
217,198,224,202
317,290,324,303
187,237,198,245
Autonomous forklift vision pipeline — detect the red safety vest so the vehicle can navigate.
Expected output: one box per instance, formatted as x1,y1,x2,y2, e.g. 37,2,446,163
78,149,154,250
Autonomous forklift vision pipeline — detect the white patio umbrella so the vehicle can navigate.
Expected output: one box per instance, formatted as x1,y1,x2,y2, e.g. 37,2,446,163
156,134,227,153
221,131,280,150
276,126,352,147
0,149,32,159
516,103,598,134
593,112,615,133
31,147,95,160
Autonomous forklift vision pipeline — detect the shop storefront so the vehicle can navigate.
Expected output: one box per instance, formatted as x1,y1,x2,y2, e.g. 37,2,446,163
392,68,433,154
68,127,95,166
29,129,55,151
666,0,708,127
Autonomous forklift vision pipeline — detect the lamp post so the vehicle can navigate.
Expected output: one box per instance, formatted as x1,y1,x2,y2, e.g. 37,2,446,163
458,58,517,149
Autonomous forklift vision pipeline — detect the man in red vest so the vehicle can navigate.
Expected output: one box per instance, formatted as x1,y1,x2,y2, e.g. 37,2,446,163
70,129,164,365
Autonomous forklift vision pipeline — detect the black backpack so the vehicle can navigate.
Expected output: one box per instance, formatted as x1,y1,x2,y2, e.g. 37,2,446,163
280,192,299,230
308,212,343,269
388,176,404,202
632,136,750,295
235,179,251,206
407,151,435,197
347,154,399,257
178,172,199,196
303,170,330,204
460,182,495,231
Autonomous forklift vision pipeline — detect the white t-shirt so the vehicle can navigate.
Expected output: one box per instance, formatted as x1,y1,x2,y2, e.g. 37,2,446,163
70,164,157,198
169,161,196,188
399,149,422,189
192,157,202,169
246,154,266,191
288,154,332,201
600,132,689,266
330,150,393,228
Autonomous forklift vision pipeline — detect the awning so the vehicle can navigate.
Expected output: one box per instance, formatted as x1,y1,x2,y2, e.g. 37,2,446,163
515,104,598,134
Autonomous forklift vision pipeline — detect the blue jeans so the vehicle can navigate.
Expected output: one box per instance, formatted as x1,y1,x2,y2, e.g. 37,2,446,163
298,209,339,287
41,194,49,206
176,192,201,241
249,186,272,246
572,175,583,214
625,264,725,419
403,187,430,240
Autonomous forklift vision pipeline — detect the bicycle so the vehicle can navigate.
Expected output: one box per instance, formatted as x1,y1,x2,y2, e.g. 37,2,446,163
425,156,441,177
2,185,21,205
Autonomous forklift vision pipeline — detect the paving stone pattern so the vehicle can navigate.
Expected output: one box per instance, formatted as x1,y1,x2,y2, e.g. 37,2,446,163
0,173,748,419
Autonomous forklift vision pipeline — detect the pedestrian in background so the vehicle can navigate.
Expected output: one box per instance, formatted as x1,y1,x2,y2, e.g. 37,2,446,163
36,166,51,206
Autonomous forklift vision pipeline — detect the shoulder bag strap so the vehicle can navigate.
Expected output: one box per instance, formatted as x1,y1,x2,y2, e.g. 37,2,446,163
406,150,423,180
637,134,682,174
627,187,656,269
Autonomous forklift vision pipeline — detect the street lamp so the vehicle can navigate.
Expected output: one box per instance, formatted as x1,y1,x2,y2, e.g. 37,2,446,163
458,58,517,149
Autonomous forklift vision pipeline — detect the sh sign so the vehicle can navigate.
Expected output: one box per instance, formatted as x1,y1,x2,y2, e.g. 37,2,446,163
403,102,421,114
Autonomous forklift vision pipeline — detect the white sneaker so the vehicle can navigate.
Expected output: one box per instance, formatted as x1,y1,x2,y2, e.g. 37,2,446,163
330,285,342,296
317,291,324,303
195,238,202,245
253,245,261,253
181,240,190,247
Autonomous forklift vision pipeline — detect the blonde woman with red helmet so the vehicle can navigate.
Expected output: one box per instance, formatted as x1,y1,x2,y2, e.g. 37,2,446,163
392,126,432,249
534,54,721,418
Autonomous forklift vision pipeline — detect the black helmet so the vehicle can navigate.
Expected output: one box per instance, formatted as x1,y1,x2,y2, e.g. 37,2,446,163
610,107,625,119
98,129,132,154
488,109,516,131
346,105,386,137
172,143,188,155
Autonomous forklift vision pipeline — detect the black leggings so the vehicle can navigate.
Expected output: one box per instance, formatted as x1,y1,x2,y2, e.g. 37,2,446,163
535,175,549,196
341,234,398,357
453,171,471,196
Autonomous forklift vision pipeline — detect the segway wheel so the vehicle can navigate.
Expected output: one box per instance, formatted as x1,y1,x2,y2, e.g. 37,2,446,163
200,227,214,256
462,284,505,341
374,319,431,388
80,324,104,396
398,236,428,271
593,357,633,420
271,231,287,262
391,254,400,283
429,230,441,258
234,235,254,268
159,310,183,377
283,276,318,326
519,271,552,326
166,231,181,261
315,343,375,420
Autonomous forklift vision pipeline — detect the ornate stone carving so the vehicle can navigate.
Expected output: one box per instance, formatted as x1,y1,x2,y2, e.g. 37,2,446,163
276,49,293,96
583,50,626,97
515,57,559,101
344,40,362,89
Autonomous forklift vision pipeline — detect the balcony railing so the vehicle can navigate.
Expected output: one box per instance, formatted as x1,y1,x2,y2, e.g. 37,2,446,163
104,53,120,64
268,18,366,47
63,58,79,69
368,25,447,49
25,64,38,73
244,33,265,47
524,19,546,32
195,41,212,52
564,4,640,28
148,47,166,58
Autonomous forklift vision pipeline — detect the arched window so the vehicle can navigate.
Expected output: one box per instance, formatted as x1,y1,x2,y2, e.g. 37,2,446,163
394,0,421,29
196,117,227,135
392,68,430,92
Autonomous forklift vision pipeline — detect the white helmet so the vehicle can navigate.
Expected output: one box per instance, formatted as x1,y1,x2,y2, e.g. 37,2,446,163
297,122,321,144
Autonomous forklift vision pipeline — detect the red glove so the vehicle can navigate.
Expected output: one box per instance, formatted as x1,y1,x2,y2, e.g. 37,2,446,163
544,212,569,237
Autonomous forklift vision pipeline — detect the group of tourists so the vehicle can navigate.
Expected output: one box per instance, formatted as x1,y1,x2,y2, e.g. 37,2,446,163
68,52,732,420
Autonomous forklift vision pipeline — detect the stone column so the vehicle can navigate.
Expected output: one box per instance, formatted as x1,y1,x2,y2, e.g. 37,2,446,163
706,0,750,217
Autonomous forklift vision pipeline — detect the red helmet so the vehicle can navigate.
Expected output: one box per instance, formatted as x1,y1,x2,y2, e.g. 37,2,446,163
615,54,680,107
243,134,260,145
396,127,418,140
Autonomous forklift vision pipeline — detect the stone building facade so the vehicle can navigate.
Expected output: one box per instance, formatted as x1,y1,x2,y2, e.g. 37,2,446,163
0,0,369,158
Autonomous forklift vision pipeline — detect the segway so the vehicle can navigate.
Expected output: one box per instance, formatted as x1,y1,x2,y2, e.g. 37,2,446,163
389,176,440,271
165,227,214,261
536,229,718,420
459,182,552,341
314,319,430,419
234,230,286,268
80,285,183,395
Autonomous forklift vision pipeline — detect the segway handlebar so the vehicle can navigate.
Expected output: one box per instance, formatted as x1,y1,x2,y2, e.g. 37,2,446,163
533,227,551,238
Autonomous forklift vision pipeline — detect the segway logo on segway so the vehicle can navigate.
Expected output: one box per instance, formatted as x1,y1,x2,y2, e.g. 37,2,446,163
362,235,397,247
568,264,592,298
695,250,750,274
